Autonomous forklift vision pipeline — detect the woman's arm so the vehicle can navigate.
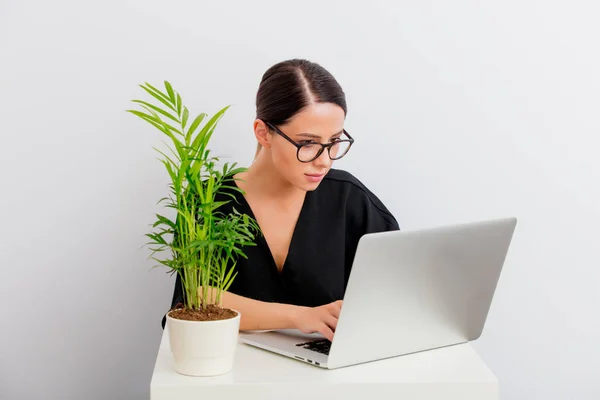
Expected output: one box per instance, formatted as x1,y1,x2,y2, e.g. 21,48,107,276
201,287,342,340
219,289,296,331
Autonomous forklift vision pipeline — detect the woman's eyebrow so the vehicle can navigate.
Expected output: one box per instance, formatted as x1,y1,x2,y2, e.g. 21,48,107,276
297,130,344,139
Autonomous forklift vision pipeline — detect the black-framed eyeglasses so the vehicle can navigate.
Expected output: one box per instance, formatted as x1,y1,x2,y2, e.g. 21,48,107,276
264,121,354,163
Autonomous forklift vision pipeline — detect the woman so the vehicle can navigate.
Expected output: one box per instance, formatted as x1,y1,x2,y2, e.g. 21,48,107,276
165,59,399,341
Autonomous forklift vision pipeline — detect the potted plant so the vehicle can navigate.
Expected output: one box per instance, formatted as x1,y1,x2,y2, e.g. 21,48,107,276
128,81,259,376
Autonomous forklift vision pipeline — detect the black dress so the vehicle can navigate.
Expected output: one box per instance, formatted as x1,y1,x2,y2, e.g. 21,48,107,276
161,168,399,328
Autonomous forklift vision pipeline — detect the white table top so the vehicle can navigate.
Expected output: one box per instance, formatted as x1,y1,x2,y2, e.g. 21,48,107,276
151,329,498,400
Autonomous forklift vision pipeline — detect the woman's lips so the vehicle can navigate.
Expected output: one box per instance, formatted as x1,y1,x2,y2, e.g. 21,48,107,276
305,173,325,182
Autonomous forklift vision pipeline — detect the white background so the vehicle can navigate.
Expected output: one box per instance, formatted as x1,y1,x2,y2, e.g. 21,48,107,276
1,1,599,399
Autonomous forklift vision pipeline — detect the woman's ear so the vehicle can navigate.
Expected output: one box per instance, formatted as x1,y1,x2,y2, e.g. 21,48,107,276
254,119,272,149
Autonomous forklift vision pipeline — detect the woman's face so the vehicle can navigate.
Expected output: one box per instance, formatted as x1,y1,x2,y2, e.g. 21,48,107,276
264,102,346,191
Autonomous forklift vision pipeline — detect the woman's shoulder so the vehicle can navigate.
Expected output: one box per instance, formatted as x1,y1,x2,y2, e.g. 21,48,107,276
321,168,370,189
320,168,384,204
213,179,247,213
320,168,398,228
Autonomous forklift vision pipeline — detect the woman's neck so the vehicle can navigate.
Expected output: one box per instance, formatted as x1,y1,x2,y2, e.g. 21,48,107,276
237,152,304,202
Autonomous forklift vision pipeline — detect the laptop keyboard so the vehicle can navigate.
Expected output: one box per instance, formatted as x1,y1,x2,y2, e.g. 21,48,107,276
295,339,331,355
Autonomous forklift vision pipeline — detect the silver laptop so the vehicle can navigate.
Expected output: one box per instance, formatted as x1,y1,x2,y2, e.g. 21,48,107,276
239,217,517,369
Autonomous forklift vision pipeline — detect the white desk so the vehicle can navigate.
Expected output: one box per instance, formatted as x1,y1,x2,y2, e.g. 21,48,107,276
150,330,498,400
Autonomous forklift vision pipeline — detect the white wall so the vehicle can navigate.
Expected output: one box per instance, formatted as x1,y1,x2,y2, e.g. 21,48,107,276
1,0,598,399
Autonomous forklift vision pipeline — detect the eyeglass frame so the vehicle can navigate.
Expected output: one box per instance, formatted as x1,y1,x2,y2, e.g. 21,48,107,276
263,120,355,163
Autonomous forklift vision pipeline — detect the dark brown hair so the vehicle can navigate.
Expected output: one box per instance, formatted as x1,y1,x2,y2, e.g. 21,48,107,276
254,59,347,158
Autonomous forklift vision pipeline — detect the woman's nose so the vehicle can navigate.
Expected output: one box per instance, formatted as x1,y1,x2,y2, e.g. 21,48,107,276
313,148,332,168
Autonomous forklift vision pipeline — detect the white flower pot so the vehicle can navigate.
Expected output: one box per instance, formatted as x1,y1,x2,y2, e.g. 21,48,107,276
166,309,241,376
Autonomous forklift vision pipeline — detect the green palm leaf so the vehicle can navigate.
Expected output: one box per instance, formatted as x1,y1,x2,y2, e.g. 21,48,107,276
129,81,260,311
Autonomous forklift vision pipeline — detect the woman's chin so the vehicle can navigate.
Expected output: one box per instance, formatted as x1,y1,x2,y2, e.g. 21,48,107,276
297,180,322,191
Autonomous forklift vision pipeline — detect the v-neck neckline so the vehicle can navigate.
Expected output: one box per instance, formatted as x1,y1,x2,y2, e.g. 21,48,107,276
233,183,310,275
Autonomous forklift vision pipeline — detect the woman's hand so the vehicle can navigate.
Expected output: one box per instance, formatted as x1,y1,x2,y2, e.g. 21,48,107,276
290,300,343,341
